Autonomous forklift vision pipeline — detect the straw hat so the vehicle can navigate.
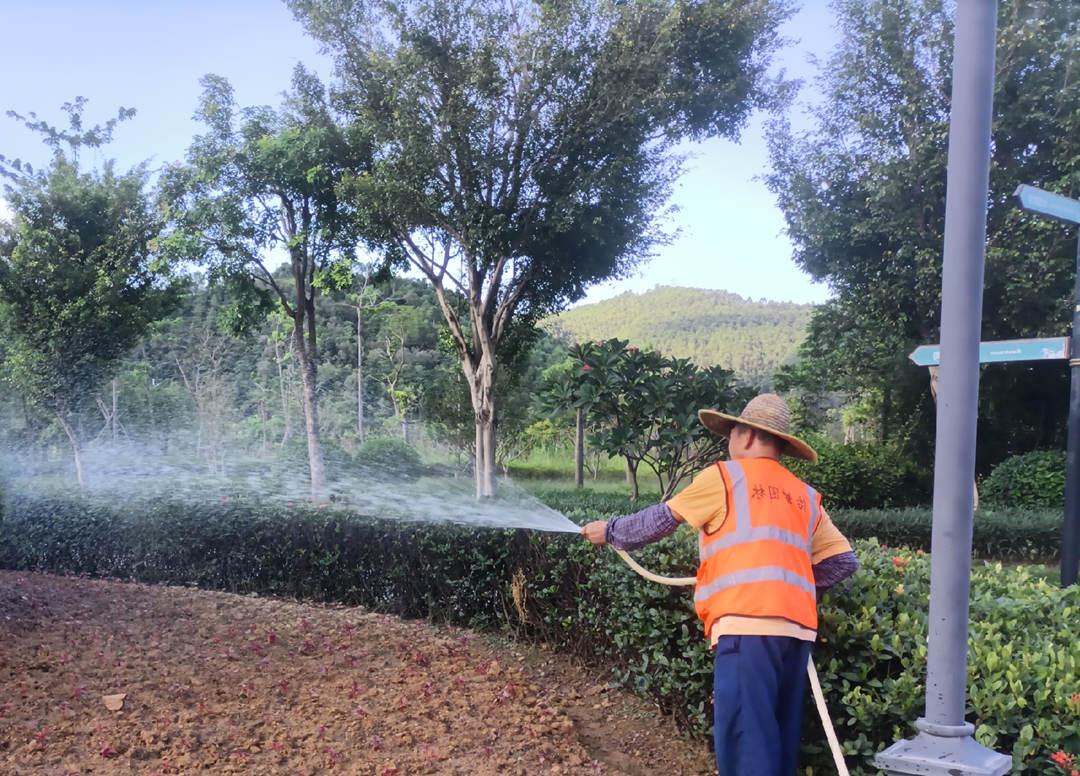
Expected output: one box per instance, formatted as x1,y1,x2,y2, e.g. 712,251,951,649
698,393,817,462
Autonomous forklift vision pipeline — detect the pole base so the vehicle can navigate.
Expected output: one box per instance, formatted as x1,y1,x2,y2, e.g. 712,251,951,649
875,727,1011,776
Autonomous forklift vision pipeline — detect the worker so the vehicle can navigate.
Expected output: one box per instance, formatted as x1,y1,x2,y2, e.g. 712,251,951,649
582,393,859,776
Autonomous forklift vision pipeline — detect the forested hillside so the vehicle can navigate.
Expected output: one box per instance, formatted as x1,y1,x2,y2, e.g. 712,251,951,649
544,286,812,382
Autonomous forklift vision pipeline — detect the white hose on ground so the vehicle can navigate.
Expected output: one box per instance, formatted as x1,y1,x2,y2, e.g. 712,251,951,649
613,549,850,776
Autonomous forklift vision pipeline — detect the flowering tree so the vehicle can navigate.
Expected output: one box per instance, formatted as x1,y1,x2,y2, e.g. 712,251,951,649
545,339,745,499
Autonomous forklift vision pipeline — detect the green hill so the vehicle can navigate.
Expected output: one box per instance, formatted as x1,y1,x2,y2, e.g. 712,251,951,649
543,286,812,381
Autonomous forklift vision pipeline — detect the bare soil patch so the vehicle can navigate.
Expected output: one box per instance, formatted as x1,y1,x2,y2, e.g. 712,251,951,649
0,571,713,775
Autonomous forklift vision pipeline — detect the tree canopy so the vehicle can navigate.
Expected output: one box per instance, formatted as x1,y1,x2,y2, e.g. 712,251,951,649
767,0,1080,466
160,66,372,497
289,0,790,494
0,100,179,485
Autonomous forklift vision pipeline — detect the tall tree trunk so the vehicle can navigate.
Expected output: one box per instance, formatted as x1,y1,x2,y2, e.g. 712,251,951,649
468,355,497,498
574,408,585,489
472,411,496,497
474,420,485,496
294,329,327,500
483,417,496,492
356,305,365,441
275,339,292,447
55,409,84,488
111,379,119,443
880,385,892,444
625,457,640,500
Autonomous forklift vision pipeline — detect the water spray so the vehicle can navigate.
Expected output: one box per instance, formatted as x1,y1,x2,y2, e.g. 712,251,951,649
610,547,850,776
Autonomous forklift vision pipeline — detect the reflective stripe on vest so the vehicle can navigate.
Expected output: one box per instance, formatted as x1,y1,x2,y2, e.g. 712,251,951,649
693,564,817,603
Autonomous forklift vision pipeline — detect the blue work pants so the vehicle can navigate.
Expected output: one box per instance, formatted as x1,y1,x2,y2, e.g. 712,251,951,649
712,635,813,776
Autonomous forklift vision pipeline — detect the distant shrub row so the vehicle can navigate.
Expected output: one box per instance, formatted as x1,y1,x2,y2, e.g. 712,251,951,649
1,490,1075,774
535,489,1061,562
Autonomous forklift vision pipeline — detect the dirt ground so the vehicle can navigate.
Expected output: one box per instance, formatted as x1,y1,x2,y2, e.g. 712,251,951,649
0,571,714,776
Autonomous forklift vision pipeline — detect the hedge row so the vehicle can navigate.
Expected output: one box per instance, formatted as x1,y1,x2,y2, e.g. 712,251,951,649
535,489,1062,562
1,492,1077,775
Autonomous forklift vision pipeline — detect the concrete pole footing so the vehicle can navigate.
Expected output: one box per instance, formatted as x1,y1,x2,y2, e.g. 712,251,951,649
876,723,1012,776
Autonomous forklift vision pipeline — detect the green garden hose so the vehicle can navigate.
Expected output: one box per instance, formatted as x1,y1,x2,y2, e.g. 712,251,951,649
613,548,851,776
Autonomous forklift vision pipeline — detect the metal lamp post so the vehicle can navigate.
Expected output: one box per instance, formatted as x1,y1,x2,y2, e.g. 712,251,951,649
875,1,1011,773
1015,184,1080,587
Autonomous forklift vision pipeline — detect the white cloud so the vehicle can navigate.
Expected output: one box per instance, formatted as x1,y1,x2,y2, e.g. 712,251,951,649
0,196,11,224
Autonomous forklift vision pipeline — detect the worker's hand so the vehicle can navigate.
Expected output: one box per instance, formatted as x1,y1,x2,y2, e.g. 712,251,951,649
581,520,608,546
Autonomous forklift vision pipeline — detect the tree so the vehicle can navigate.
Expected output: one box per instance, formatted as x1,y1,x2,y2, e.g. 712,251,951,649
540,357,596,488
0,100,178,486
767,0,1080,467
372,303,424,440
289,0,789,496
160,66,371,498
546,339,743,499
346,264,401,443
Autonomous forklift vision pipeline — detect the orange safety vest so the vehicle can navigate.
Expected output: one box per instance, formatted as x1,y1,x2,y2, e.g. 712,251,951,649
694,458,822,635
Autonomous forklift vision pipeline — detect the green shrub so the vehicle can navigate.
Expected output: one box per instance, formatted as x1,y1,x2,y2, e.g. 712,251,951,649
0,493,1075,775
355,437,424,478
831,507,1061,562
982,450,1066,509
788,437,931,509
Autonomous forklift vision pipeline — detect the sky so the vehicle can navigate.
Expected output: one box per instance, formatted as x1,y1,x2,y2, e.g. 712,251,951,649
0,0,838,307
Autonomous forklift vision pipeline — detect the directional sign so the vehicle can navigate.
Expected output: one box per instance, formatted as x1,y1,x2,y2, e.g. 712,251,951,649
1015,184,1080,225
909,337,1070,367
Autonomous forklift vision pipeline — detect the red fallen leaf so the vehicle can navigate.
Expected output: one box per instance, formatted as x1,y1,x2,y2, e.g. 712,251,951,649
381,768,399,776
266,631,277,645
100,743,119,758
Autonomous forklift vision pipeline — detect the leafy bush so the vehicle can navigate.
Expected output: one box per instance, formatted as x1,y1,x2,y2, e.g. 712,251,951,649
1,493,1076,774
982,450,1066,509
354,437,424,478
788,436,931,509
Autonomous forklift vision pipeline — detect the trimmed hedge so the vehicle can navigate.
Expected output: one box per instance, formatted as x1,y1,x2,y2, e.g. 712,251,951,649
1,492,1077,775
829,508,1061,562
983,450,1066,510
534,489,1062,562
